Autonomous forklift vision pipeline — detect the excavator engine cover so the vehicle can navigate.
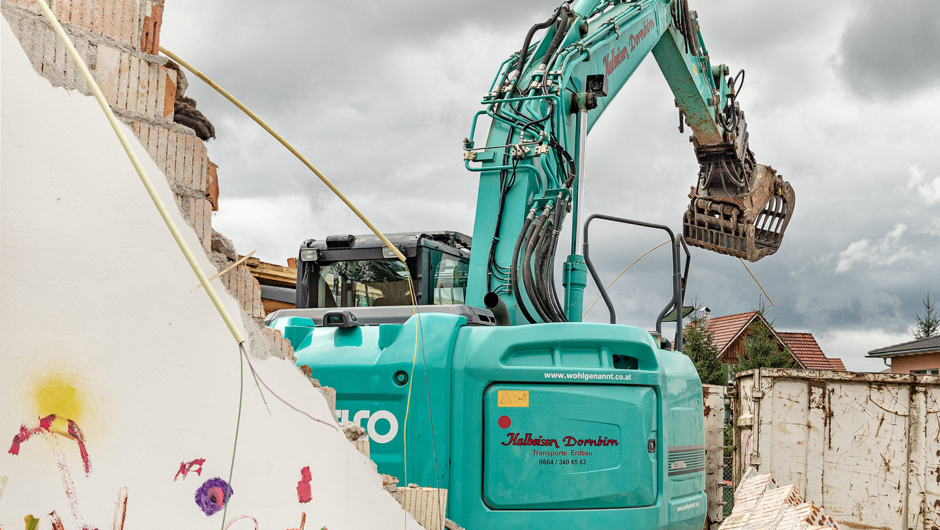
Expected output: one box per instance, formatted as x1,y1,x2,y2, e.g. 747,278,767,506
277,314,708,530
683,164,795,262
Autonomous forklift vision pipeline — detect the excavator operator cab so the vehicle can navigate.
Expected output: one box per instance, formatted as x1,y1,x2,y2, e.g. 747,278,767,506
293,231,471,310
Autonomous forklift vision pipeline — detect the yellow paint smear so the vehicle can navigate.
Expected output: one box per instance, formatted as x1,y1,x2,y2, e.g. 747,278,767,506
33,374,84,428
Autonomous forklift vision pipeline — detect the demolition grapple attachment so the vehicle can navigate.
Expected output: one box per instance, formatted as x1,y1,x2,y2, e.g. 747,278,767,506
681,91,795,262
683,164,795,262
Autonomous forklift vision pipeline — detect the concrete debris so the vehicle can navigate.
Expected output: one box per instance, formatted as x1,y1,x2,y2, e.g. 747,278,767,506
341,420,369,457
297,366,337,419
241,309,291,360
340,421,366,442
298,365,321,387
381,474,399,495
719,468,839,530
211,229,238,262
317,385,336,415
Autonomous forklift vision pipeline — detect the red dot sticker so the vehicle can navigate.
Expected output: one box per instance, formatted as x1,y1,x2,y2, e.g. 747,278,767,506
498,415,511,429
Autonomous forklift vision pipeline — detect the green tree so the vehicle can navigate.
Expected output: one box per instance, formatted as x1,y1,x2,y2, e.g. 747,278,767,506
682,310,725,385
914,292,939,340
736,320,797,371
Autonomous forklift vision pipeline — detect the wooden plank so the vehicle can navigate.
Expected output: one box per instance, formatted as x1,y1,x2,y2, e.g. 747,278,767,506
241,259,297,288
262,299,294,314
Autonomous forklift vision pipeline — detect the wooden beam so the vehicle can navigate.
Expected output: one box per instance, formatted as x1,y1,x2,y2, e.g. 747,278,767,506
240,256,297,288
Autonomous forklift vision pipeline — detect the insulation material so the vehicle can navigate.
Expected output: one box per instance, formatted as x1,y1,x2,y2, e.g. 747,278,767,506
0,16,421,530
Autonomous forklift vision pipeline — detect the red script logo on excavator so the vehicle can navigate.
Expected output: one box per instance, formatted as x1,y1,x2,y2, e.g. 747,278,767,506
603,18,656,77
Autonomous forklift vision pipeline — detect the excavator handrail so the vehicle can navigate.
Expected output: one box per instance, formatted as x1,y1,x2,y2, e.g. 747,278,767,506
582,213,688,351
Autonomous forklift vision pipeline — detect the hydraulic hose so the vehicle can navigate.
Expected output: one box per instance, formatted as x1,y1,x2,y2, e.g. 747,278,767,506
511,211,538,324
540,5,570,69
531,213,555,321
535,202,566,323
486,125,515,291
682,0,699,57
536,231,563,322
510,13,558,96
523,206,553,322
545,199,569,320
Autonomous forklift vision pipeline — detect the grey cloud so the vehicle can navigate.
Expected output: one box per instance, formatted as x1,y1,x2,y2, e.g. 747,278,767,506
160,0,940,366
835,223,912,273
833,0,940,98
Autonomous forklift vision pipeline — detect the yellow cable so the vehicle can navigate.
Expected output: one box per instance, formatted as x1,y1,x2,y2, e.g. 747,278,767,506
35,0,245,345
401,271,421,529
158,46,407,264
739,258,774,306
583,241,670,317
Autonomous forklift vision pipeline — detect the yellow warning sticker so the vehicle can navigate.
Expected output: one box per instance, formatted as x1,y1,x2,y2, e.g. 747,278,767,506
497,390,529,408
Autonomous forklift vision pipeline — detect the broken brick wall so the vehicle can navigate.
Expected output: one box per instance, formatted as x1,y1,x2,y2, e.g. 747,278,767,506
1,0,268,326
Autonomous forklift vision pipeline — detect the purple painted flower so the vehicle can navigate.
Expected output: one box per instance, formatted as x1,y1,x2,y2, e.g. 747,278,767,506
195,477,233,516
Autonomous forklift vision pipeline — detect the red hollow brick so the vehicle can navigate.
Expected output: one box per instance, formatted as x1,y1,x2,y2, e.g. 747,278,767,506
207,161,219,211
140,2,163,55
163,69,176,119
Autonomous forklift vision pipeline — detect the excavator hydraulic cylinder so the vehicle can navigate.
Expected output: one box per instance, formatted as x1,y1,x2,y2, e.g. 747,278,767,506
563,255,588,322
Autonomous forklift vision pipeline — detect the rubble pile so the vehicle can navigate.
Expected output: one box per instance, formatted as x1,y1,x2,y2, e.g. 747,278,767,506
719,468,840,530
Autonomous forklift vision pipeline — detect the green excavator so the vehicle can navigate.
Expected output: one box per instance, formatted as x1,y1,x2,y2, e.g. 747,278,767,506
269,0,794,528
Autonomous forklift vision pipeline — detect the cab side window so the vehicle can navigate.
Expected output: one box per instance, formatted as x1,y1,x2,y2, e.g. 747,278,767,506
428,250,469,305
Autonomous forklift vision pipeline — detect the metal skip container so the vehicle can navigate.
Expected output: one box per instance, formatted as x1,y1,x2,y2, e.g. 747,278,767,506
732,368,939,530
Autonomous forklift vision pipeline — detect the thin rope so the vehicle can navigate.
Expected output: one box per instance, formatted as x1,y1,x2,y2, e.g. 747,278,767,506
418,336,443,509
583,240,670,317
739,258,774,306
239,344,337,431
219,344,245,530
415,298,444,521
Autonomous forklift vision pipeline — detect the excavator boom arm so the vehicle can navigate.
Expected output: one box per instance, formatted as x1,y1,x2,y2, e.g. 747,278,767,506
464,0,795,325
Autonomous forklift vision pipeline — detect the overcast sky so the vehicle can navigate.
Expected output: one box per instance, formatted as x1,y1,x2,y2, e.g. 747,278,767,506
161,0,940,371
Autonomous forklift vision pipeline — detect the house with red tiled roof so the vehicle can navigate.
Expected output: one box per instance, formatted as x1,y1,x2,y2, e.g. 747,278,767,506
777,332,847,371
704,311,846,371
707,311,767,363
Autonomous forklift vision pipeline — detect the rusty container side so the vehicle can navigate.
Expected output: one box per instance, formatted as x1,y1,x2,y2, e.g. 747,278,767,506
732,368,940,530
703,384,727,528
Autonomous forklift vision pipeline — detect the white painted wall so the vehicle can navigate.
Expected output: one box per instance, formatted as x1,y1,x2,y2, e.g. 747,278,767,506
0,17,420,530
